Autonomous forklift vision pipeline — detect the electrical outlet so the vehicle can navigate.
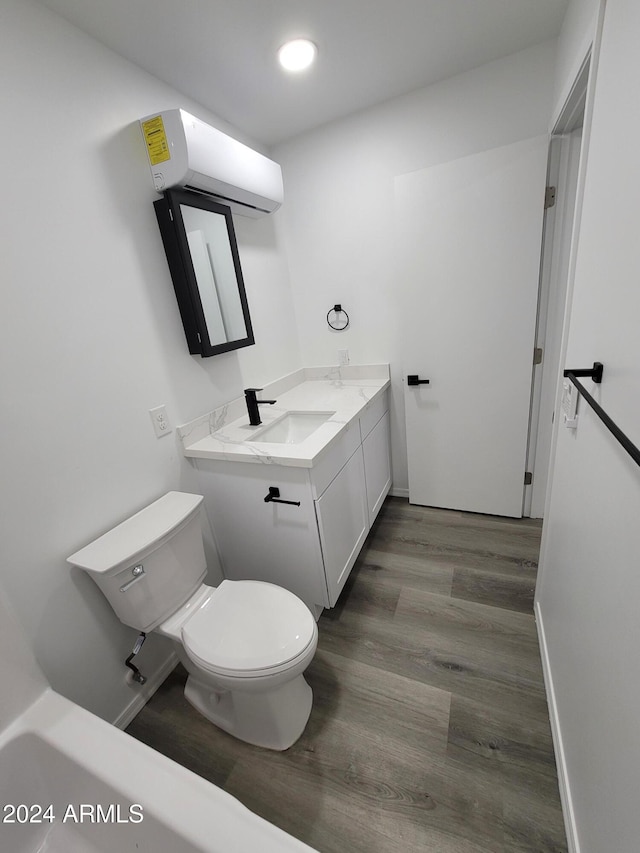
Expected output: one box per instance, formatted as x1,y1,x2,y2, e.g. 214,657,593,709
149,405,172,438
338,349,350,366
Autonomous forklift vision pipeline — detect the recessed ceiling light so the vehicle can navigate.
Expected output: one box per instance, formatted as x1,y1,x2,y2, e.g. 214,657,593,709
278,39,317,72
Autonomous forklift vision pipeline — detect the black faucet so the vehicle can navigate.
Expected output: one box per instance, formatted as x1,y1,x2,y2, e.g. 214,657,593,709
244,388,276,426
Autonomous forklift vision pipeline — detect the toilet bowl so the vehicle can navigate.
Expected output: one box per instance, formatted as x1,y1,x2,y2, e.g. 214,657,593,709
158,579,318,749
67,491,318,750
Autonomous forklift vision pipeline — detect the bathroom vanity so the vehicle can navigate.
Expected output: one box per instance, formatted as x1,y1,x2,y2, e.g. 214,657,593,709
178,366,391,615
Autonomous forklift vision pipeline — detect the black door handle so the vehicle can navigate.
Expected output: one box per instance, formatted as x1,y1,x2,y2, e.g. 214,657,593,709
407,375,430,386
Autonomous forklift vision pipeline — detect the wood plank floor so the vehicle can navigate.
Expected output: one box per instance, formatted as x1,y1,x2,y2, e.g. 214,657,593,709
126,497,567,852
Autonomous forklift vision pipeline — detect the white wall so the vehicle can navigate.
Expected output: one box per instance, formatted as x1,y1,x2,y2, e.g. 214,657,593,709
0,0,300,724
537,0,640,850
0,587,48,733
552,0,601,123
273,41,557,493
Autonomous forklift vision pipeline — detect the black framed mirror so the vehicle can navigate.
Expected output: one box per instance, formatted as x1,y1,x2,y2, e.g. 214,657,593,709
154,188,255,357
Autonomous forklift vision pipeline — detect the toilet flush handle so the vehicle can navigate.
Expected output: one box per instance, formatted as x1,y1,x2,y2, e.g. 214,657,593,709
120,564,146,592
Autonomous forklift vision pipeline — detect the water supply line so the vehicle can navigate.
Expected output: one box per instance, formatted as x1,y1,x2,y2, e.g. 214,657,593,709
125,632,147,684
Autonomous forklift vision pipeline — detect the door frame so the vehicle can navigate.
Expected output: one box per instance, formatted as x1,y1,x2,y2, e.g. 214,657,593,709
523,54,591,518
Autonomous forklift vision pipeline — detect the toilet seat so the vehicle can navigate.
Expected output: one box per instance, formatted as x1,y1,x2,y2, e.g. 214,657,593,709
181,580,317,678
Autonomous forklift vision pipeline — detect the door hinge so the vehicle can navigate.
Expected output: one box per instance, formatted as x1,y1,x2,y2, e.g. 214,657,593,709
533,347,543,365
524,472,533,486
544,186,557,209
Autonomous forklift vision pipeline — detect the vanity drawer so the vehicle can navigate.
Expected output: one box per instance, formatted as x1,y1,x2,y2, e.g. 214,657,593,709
359,391,388,442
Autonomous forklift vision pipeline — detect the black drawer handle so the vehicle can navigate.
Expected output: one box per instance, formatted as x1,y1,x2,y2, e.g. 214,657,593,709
407,374,430,386
264,487,300,507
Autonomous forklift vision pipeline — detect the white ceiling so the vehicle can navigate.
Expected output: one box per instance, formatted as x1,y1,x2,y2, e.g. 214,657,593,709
37,0,569,146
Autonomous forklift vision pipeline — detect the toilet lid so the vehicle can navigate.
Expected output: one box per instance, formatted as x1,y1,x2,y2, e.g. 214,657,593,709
181,580,316,675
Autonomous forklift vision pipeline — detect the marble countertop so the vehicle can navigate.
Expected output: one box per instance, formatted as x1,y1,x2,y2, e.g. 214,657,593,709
177,365,390,468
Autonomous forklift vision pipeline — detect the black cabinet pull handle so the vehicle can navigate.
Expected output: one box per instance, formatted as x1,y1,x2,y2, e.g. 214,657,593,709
264,487,300,507
407,374,430,386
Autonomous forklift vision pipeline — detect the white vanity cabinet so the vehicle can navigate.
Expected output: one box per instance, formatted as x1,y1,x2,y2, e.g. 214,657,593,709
194,460,329,609
361,408,392,526
193,391,391,613
314,444,368,605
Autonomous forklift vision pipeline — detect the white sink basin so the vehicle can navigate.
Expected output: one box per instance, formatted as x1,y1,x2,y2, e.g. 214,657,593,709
249,411,335,444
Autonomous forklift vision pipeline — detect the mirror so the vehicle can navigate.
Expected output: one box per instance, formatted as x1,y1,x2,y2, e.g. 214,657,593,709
153,188,254,357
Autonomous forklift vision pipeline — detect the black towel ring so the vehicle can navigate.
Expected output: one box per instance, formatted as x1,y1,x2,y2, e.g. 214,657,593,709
327,304,350,331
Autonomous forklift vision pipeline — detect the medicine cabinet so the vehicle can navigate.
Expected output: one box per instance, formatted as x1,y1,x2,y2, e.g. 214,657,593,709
154,188,254,357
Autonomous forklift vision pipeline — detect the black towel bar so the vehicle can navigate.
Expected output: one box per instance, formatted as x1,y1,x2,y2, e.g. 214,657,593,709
563,362,640,468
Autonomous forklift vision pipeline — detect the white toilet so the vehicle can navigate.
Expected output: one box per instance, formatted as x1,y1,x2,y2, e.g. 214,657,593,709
67,491,318,750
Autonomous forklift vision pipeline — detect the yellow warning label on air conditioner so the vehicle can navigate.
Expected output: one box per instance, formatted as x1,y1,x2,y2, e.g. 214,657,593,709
141,115,170,166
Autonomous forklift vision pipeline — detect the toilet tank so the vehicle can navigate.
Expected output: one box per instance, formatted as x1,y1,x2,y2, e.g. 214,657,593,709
67,492,207,632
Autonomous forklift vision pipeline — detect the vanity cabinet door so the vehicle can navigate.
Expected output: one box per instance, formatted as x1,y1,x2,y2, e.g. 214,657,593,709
362,411,392,526
315,447,368,606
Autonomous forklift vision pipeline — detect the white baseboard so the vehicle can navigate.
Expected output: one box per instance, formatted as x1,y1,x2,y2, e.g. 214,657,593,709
389,486,409,499
535,601,580,853
112,651,178,730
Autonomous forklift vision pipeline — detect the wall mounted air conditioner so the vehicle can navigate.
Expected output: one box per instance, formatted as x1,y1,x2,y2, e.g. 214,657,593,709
139,109,283,218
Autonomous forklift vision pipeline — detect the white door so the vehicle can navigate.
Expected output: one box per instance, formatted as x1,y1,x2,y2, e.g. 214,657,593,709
395,136,548,517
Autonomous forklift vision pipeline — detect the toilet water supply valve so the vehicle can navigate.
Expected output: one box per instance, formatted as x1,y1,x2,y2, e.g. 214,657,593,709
125,632,147,685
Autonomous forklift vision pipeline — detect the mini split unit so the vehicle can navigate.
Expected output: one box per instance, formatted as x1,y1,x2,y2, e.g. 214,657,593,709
139,108,284,218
